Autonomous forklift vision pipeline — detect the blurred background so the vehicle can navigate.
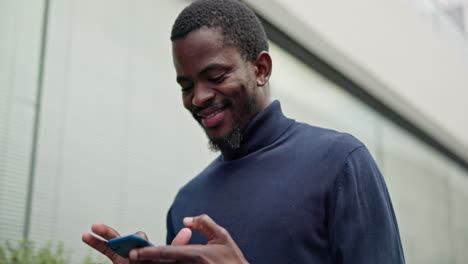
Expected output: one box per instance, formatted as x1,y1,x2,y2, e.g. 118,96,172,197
1,0,467,263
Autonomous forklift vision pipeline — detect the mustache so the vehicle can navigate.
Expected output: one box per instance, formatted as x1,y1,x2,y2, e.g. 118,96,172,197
191,98,232,117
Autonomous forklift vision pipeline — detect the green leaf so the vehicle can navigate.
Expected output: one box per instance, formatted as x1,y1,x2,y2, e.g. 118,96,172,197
0,240,85,264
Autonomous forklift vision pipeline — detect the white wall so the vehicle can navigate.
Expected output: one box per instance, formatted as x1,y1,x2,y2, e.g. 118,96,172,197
0,0,43,242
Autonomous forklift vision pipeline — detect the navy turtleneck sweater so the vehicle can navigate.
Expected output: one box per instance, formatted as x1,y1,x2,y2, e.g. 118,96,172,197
166,101,405,263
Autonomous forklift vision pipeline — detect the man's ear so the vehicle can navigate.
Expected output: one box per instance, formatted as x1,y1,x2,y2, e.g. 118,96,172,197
254,51,272,87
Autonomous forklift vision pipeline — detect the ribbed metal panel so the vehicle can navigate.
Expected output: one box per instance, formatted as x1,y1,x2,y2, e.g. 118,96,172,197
0,0,43,242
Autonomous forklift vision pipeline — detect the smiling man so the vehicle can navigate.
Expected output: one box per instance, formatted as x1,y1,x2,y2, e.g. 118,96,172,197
83,0,405,263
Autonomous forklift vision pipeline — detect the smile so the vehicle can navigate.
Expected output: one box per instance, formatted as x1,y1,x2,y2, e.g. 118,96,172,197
197,106,226,128
204,108,224,119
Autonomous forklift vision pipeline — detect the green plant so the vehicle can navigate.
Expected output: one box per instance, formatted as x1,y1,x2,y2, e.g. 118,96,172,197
81,255,94,263
0,240,68,264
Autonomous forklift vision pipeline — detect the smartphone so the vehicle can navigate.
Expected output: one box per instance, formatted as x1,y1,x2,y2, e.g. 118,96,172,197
107,234,154,258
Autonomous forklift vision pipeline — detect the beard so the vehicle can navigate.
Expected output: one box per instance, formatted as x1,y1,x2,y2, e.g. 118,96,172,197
193,96,258,152
207,117,243,152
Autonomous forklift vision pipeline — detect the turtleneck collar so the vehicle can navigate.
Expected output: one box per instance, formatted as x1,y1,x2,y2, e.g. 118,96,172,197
221,100,294,161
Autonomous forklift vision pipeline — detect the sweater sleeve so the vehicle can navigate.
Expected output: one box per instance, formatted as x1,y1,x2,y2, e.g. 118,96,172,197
328,146,405,264
166,206,176,245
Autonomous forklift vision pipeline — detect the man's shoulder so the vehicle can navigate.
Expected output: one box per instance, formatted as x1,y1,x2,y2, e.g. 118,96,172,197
289,121,364,154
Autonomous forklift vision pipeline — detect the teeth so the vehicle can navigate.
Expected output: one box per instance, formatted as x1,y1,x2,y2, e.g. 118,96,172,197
205,109,223,119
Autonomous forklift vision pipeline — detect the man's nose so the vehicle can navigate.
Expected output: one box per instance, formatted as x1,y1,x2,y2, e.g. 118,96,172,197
192,83,215,107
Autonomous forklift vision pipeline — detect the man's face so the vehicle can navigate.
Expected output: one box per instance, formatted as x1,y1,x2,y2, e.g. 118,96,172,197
172,27,259,150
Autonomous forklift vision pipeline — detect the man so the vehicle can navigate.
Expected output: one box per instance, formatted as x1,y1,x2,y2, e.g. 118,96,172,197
83,0,405,263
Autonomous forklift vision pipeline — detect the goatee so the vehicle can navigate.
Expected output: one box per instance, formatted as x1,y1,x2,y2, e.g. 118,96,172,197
206,96,257,152
194,96,258,152
207,124,243,152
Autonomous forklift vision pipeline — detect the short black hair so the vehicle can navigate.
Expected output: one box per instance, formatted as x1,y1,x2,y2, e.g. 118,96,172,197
171,0,269,61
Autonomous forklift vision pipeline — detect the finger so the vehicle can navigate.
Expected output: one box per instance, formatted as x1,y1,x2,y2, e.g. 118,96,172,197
171,228,192,245
91,223,121,240
130,245,205,262
135,231,149,240
183,214,228,242
82,232,122,262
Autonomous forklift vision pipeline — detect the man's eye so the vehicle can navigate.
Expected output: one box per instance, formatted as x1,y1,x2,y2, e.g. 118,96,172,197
209,73,226,83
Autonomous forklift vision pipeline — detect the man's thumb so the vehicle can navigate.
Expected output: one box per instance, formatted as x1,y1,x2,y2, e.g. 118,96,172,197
134,231,149,241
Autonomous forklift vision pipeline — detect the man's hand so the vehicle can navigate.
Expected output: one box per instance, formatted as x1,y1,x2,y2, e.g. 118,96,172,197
129,214,249,264
82,223,192,264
